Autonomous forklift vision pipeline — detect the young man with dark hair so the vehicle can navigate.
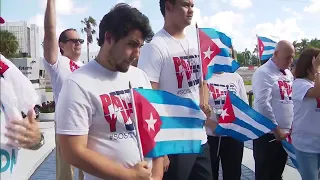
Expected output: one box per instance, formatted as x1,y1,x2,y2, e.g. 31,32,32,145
43,0,84,179
138,0,212,180
55,3,163,180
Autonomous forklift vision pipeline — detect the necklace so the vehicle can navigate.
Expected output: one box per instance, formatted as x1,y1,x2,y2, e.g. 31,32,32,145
163,29,190,62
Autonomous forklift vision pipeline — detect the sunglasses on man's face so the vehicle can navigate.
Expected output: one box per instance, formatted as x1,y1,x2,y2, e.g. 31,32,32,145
65,38,84,44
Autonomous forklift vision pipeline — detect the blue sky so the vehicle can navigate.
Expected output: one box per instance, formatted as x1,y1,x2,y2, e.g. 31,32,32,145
2,0,320,54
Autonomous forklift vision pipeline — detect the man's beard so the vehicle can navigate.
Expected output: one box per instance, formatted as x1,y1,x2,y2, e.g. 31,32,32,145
109,51,131,73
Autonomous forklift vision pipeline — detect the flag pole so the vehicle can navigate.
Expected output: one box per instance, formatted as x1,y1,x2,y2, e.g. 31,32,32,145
129,82,144,161
195,23,207,108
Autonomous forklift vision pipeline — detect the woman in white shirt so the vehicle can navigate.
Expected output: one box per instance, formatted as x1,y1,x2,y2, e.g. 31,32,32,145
291,48,320,180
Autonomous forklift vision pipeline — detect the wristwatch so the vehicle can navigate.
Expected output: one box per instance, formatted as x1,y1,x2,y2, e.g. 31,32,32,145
29,133,45,150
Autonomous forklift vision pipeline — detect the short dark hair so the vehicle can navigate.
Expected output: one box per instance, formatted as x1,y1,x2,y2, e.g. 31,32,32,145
295,47,320,78
159,0,176,17
58,28,77,55
98,3,154,46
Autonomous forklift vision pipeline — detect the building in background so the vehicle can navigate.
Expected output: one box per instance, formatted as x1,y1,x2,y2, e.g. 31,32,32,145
0,21,40,58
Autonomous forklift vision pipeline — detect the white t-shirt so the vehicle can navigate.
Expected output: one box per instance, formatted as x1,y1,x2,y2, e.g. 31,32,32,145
55,60,152,180
43,56,83,103
0,107,18,180
206,73,249,136
252,60,294,133
291,78,320,153
138,29,207,144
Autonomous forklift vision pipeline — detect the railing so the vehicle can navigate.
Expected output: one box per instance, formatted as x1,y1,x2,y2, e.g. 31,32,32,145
247,90,253,107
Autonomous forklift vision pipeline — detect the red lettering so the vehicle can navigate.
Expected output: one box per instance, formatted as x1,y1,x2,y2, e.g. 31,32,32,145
173,57,192,88
181,60,192,81
278,81,292,100
100,94,117,132
207,84,224,100
110,95,129,124
121,100,133,123
173,57,184,88
278,81,285,100
316,98,320,108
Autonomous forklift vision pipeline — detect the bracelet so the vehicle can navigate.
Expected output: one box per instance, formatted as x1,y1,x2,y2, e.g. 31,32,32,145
29,133,45,150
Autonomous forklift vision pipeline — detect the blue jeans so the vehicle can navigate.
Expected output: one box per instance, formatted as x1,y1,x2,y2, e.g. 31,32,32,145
295,149,320,180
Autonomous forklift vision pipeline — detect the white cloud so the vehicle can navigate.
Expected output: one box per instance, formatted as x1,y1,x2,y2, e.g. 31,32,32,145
304,0,320,13
39,0,88,15
190,8,251,51
229,0,252,9
283,7,303,20
254,18,305,43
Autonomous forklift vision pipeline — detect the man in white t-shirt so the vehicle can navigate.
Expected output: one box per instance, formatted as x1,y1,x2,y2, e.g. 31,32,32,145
252,40,295,180
43,0,84,179
138,1,212,180
55,3,163,180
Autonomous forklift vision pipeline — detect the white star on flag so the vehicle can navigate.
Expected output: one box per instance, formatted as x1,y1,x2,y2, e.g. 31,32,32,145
220,108,229,120
203,46,214,60
145,113,157,131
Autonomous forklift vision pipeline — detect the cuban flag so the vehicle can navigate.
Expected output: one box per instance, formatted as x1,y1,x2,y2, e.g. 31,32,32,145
282,134,299,169
257,35,277,61
132,88,206,158
214,91,277,141
198,28,240,80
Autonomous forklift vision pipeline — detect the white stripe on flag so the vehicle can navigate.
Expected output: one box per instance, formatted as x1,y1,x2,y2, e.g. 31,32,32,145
211,38,229,50
155,128,204,142
219,123,259,139
208,56,233,66
233,105,273,133
151,103,206,119
262,49,275,55
263,42,276,47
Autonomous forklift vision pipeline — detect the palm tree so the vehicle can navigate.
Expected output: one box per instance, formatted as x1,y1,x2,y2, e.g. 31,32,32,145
241,48,251,66
81,16,97,62
0,30,19,58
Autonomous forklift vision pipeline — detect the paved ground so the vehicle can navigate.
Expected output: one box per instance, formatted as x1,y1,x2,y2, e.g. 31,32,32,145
30,140,298,180
236,68,256,81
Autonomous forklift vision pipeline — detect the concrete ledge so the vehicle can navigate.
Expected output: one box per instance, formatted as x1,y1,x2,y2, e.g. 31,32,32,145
12,122,55,180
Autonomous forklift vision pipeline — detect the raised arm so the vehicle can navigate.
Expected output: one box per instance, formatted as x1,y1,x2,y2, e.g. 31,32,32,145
43,0,58,65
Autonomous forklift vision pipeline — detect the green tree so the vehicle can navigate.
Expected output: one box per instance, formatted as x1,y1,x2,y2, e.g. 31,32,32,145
81,16,97,62
0,30,19,58
236,52,245,66
308,38,320,49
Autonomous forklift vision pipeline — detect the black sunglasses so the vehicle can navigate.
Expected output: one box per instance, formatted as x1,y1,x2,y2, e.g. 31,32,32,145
65,38,84,44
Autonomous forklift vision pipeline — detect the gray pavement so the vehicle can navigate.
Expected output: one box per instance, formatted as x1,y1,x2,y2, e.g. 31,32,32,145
30,140,297,180
30,142,257,180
